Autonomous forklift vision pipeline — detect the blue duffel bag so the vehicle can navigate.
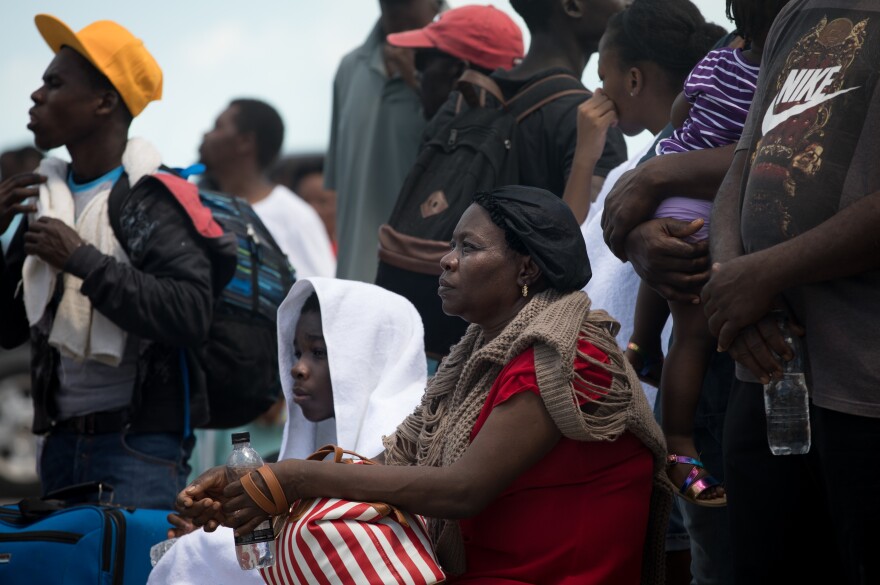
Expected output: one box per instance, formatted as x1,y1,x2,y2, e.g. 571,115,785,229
0,485,172,585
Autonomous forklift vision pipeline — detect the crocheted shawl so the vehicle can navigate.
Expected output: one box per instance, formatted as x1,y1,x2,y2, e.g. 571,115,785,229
384,289,671,584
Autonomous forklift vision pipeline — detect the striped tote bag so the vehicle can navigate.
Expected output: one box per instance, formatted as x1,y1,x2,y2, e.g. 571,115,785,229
260,446,445,585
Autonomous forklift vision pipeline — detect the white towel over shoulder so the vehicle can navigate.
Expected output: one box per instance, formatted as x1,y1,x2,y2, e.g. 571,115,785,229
21,138,161,366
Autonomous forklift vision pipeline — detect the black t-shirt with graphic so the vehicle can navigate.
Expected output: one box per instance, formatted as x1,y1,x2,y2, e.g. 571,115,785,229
737,0,880,416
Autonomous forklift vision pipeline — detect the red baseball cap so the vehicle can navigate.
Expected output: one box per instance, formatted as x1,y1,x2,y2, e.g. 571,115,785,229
387,5,524,71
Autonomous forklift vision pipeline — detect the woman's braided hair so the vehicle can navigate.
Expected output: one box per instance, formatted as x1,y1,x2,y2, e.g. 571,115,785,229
471,192,529,256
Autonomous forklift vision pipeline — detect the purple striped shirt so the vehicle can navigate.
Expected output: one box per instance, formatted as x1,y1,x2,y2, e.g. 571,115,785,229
658,48,760,155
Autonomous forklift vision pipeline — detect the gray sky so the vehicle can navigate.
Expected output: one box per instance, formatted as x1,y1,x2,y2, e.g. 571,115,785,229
1,1,732,166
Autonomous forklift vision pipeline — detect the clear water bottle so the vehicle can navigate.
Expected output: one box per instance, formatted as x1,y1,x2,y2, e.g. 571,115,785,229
149,537,178,567
763,311,811,455
226,432,276,570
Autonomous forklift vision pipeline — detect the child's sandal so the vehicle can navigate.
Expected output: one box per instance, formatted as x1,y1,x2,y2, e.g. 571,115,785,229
666,454,727,508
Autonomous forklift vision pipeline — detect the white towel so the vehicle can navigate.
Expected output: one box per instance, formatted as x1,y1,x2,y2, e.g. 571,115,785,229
276,277,428,460
22,157,72,325
148,277,428,585
21,138,161,366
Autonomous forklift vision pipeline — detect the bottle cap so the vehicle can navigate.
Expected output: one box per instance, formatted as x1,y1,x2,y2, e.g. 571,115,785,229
231,432,251,444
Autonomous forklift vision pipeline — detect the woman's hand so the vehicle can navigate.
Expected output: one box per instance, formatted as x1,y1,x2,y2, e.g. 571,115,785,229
165,513,196,539
221,463,287,537
564,90,619,223
575,89,619,162
174,466,229,532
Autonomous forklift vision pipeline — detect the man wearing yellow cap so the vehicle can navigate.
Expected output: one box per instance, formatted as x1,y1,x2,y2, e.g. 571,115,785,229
0,16,235,509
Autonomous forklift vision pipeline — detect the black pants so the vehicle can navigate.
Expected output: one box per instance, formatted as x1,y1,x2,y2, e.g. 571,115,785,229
723,380,880,585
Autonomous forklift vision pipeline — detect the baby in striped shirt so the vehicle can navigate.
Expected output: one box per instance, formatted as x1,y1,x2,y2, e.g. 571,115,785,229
628,0,791,507
653,46,760,238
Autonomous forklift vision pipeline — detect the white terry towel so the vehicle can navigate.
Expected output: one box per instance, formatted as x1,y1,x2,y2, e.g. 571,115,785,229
276,276,428,460
148,277,428,585
21,138,161,366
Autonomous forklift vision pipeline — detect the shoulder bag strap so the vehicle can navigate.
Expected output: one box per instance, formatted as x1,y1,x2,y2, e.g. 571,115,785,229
506,73,591,123
455,69,507,109
106,171,132,255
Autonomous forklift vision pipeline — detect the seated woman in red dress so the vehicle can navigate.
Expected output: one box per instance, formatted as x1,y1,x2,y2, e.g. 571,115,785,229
179,186,672,584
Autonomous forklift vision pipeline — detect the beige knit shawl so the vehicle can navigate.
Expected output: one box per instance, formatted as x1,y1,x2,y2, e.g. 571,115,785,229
384,289,672,584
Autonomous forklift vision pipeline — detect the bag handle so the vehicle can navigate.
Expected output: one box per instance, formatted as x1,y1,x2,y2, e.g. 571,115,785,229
289,445,410,527
307,444,376,465
515,89,590,123
455,69,506,108
240,464,290,516
505,73,581,107
505,72,590,123
17,482,116,521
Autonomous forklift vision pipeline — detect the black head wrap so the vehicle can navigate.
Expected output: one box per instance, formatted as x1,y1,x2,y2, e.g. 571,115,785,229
472,186,592,291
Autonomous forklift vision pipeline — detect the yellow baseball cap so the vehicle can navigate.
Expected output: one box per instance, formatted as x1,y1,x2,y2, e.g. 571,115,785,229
34,14,163,117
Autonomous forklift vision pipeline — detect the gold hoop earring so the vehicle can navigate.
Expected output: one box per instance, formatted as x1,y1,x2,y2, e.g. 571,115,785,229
521,284,529,298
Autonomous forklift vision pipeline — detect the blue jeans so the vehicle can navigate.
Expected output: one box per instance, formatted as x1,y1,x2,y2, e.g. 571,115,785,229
656,349,734,585
40,430,194,509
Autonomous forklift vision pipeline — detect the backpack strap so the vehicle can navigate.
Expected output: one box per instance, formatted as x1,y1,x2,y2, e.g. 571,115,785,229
106,172,132,255
506,73,590,123
149,173,225,239
455,69,507,108
107,169,226,246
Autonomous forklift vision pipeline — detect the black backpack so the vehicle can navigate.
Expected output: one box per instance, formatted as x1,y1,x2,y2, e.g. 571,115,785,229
109,171,296,429
375,71,588,356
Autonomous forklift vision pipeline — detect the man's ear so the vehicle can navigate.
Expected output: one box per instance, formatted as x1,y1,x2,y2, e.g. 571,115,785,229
561,0,585,19
237,130,257,158
95,90,121,117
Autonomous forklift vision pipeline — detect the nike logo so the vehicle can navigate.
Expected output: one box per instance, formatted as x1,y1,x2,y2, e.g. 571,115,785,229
762,66,859,135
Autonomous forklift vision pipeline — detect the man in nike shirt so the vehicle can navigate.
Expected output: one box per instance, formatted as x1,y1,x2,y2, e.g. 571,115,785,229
704,1,880,583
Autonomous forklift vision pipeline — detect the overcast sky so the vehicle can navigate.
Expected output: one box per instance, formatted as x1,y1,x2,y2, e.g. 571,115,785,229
0,1,732,166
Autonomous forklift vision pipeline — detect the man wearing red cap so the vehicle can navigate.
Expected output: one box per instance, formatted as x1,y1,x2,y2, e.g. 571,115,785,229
0,15,235,509
387,4,525,119
423,0,628,224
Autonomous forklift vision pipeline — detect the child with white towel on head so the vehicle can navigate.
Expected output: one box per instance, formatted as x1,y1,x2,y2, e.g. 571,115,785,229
148,277,428,584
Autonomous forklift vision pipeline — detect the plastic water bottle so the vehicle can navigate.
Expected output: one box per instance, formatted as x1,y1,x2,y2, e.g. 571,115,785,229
149,537,178,567
763,311,811,455
226,432,276,569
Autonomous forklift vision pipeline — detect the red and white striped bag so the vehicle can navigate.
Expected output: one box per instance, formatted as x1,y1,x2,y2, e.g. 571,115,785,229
260,445,446,585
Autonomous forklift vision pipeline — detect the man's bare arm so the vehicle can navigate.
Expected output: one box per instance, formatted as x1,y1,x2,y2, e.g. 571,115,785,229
703,188,880,350
602,144,737,259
